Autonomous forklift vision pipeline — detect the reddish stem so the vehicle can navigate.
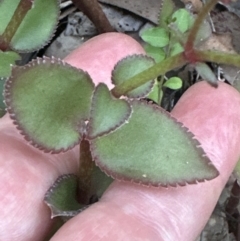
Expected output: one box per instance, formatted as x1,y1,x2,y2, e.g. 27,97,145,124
0,0,33,51
78,138,95,204
184,0,218,63
71,0,114,33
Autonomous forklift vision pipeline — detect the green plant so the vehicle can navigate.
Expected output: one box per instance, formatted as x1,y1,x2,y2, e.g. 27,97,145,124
140,3,216,106
0,0,60,117
2,0,240,222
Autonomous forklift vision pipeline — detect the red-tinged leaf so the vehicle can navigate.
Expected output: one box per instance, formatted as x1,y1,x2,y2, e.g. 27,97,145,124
87,83,132,139
90,100,219,187
44,174,87,219
112,54,155,98
4,56,94,153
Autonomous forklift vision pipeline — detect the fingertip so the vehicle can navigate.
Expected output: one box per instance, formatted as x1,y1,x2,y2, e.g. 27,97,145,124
64,33,146,88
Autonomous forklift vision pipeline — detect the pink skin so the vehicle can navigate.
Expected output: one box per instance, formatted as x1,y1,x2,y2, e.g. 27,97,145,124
0,33,240,241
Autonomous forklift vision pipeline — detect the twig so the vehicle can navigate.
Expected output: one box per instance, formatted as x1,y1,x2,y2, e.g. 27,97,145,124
71,0,114,33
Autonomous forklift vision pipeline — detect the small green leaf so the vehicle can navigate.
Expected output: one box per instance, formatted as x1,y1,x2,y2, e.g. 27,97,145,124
144,44,165,63
195,20,212,45
171,9,194,33
90,100,219,187
194,62,218,86
87,83,132,139
0,51,21,78
147,81,163,105
163,77,182,90
112,54,155,98
170,42,184,56
0,0,60,52
140,27,169,47
4,57,94,152
159,0,175,27
44,174,86,218
147,80,160,103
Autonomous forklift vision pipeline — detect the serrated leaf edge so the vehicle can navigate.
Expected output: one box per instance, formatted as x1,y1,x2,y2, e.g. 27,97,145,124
4,56,94,153
87,83,132,139
10,0,61,53
90,100,219,188
44,174,88,218
111,54,155,98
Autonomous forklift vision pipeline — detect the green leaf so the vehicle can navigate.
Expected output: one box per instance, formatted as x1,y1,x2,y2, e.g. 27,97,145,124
0,0,60,52
147,80,163,105
147,80,160,103
90,165,114,199
170,42,184,56
171,9,194,33
112,54,155,98
159,0,175,27
195,20,212,45
87,83,132,139
144,44,165,63
163,77,182,90
44,174,86,218
194,62,218,86
0,51,21,78
4,57,94,152
140,27,169,47
90,100,219,187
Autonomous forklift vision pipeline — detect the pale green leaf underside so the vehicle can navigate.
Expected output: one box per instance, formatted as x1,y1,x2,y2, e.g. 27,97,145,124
195,20,212,45
112,55,155,98
171,9,194,33
0,0,59,52
140,27,169,47
5,57,94,152
91,101,218,187
170,42,184,57
195,62,218,86
87,83,132,139
144,44,165,63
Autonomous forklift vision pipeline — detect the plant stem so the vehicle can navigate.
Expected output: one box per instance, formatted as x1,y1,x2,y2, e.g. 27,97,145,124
0,0,33,51
71,0,114,33
78,138,95,204
111,0,240,98
111,53,187,98
111,48,240,98
184,0,218,61
196,50,240,68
